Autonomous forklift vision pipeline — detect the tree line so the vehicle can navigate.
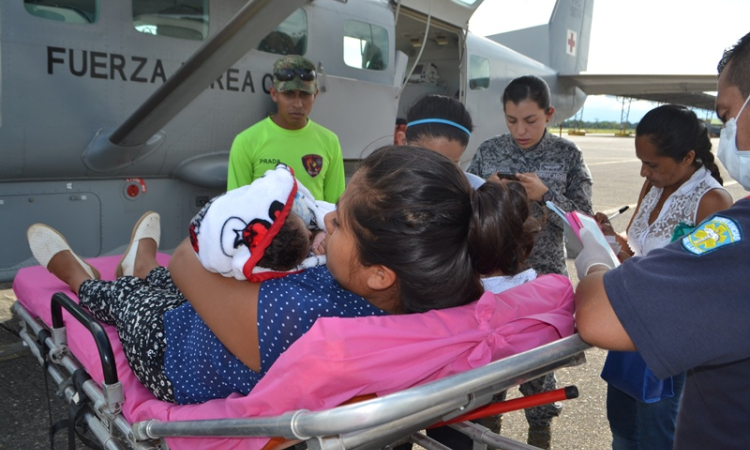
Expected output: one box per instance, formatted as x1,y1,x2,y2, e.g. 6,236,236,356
558,119,638,130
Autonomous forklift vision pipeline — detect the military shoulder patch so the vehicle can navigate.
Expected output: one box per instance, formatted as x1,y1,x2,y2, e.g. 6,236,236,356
681,216,742,255
301,154,323,178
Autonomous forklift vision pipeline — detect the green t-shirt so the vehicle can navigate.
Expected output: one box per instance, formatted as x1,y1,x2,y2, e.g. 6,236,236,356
227,116,345,203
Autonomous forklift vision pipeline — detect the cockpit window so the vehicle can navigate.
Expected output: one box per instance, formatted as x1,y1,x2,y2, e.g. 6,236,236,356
24,0,98,24
133,0,209,41
257,9,308,55
343,20,388,71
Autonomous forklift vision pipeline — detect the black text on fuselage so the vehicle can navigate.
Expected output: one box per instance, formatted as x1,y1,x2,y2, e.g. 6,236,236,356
46,46,258,93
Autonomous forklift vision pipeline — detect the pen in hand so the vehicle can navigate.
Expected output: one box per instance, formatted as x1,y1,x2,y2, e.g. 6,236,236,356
608,205,630,221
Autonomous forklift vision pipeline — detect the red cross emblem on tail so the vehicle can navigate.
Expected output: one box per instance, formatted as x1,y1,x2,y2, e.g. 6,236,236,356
567,30,577,56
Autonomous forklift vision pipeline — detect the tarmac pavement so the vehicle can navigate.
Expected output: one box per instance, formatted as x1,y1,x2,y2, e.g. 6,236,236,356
0,282,85,450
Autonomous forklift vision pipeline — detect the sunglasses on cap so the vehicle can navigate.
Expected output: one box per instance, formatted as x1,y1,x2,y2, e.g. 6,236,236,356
274,68,316,82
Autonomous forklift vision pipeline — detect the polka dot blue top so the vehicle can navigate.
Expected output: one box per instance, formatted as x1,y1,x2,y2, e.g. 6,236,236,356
162,266,387,404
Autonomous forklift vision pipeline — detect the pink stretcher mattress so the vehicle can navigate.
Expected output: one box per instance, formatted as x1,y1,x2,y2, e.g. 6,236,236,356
14,255,575,450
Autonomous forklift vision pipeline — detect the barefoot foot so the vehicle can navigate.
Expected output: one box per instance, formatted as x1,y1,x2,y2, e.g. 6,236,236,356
117,212,161,278
46,251,94,294
133,238,160,279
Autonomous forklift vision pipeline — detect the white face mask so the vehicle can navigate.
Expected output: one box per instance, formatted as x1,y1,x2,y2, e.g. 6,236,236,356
717,93,750,190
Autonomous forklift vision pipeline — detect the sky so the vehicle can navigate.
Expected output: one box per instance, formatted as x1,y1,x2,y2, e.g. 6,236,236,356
468,0,750,123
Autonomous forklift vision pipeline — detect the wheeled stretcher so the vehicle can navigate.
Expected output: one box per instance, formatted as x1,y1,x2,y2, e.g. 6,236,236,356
12,254,590,450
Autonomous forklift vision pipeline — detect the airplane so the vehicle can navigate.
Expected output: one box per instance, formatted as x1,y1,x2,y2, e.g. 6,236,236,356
0,0,718,282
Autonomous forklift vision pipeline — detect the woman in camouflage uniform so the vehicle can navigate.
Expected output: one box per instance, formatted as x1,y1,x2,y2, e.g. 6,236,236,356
468,75,593,275
467,75,594,448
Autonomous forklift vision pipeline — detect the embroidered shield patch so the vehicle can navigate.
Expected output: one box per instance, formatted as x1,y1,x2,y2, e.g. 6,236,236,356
681,216,742,255
301,154,323,177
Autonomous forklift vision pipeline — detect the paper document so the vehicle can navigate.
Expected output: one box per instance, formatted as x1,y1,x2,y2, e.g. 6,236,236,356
546,201,620,268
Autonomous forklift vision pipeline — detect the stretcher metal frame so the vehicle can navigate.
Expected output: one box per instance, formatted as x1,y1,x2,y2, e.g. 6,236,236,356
13,292,590,450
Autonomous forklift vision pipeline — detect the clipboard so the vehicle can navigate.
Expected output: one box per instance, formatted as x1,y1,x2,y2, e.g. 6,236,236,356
546,201,621,268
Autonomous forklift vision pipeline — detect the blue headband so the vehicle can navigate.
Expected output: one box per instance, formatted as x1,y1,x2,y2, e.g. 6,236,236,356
406,118,471,137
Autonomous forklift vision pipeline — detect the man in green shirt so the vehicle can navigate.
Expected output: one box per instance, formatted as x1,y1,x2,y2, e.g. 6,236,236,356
227,55,345,203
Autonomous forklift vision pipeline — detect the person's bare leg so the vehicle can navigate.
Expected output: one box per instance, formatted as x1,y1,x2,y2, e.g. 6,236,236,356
133,238,159,279
46,251,93,295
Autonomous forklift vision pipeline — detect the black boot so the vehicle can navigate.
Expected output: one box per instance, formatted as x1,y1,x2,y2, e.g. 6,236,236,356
475,414,502,434
527,425,552,449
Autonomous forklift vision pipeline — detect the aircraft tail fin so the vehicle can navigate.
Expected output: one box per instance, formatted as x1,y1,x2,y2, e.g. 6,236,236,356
548,0,593,74
486,0,593,75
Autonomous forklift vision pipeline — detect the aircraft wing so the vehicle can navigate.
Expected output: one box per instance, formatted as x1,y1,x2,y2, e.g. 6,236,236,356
560,74,718,111
84,0,306,172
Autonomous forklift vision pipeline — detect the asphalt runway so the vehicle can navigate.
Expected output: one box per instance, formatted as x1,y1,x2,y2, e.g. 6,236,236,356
1,134,746,449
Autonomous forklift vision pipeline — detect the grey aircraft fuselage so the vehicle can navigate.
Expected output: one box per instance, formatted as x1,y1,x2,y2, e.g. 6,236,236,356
1,0,597,281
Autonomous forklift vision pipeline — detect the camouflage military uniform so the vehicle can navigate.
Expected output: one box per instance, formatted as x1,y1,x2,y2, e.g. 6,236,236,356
467,131,592,448
467,130,593,276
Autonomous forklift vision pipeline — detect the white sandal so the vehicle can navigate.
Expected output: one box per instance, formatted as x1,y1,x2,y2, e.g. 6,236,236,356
27,224,100,279
117,212,161,277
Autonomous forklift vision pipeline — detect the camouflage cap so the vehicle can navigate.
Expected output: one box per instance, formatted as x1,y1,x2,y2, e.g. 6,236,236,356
272,55,317,94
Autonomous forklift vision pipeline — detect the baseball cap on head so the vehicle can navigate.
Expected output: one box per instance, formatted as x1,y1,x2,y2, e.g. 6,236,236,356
273,55,317,94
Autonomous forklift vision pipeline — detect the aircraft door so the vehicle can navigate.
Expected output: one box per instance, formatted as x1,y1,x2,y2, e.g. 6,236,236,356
305,3,405,163
393,0,484,30
392,4,466,137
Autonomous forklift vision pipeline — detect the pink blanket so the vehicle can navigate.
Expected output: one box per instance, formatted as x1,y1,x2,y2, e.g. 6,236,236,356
14,255,575,450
